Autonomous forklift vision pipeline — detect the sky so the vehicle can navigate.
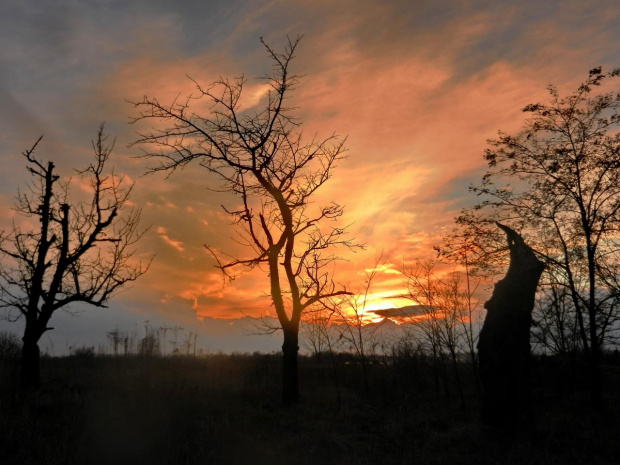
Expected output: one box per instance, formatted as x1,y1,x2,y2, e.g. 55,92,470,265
1,0,620,353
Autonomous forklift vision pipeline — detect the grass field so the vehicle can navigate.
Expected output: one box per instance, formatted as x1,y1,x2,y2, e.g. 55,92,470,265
1,351,619,465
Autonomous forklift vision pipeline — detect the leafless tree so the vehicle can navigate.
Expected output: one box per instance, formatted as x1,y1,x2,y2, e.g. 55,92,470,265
158,324,173,356
301,307,339,360
401,258,483,404
170,325,184,355
0,125,149,390
106,327,127,356
328,256,384,396
0,331,21,360
532,269,582,355
300,307,345,409
181,330,199,356
130,36,355,404
139,321,161,357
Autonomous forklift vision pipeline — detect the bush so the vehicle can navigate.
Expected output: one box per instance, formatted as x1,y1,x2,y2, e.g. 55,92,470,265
70,345,95,359
0,331,21,360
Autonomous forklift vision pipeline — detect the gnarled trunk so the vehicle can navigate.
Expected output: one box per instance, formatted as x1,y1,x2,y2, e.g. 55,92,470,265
282,327,299,405
478,224,545,429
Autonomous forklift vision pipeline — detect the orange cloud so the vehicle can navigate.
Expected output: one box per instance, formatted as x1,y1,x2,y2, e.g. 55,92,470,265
156,226,185,252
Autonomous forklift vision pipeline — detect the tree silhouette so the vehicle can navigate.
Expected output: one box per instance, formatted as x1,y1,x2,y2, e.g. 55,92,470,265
402,257,482,404
329,255,384,397
0,125,149,391
130,36,355,404
456,67,620,410
477,224,545,429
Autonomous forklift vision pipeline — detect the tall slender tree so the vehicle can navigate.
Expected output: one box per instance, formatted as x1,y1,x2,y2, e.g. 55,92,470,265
456,67,620,409
130,37,355,404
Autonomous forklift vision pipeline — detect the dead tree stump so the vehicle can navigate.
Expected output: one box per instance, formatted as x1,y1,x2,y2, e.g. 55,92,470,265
478,223,545,430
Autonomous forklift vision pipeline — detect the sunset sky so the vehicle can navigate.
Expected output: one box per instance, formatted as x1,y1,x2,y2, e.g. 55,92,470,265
2,0,620,352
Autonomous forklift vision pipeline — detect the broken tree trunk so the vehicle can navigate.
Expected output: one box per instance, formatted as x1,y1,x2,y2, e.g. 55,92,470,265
478,223,545,430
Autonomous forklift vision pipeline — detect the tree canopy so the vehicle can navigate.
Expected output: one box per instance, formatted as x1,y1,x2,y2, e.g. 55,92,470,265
455,67,620,408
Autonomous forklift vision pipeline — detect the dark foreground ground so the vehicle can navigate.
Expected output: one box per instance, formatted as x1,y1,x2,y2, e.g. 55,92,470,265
1,352,619,465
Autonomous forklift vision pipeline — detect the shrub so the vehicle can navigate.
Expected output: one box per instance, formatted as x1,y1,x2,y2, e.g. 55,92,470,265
0,331,21,360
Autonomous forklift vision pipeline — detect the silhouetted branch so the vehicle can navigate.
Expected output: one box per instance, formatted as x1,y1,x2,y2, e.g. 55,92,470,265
0,125,150,391
130,36,357,404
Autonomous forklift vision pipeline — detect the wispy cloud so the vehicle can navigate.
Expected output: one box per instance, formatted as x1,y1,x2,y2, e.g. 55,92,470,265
156,226,185,252
2,0,620,330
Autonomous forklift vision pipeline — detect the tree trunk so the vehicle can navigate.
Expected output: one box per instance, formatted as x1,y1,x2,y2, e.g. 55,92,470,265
282,327,299,405
327,345,342,412
478,224,545,430
20,331,41,392
587,244,604,412
450,347,466,407
588,340,603,411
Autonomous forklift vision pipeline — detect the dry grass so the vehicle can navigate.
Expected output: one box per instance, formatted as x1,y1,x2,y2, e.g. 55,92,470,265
1,352,619,465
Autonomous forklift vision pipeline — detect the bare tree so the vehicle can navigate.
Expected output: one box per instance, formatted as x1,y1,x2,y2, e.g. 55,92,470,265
181,330,199,356
301,307,339,360
106,327,127,356
434,244,484,392
139,321,160,357
0,331,21,361
0,125,149,390
158,324,173,356
532,271,582,355
301,307,345,409
401,258,483,404
130,36,355,404
170,325,184,355
329,256,384,396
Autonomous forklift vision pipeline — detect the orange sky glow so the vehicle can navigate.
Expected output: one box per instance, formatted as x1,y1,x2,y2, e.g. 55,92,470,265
2,1,620,351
